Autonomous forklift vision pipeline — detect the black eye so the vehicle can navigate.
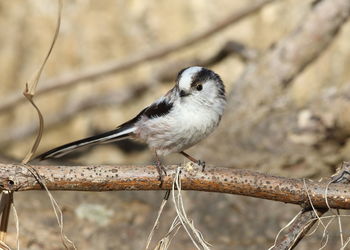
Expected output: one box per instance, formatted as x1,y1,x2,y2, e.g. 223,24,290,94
196,84,203,91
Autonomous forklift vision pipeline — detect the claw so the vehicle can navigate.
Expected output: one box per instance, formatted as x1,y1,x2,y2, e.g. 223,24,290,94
197,160,206,172
155,153,167,187
156,163,167,186
180,151,206,172
331,169,350,183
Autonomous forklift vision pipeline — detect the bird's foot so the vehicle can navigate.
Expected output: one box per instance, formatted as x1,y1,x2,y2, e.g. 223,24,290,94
197,160,206,172
330,162,350,184
156,161,167,187
180,151,206,172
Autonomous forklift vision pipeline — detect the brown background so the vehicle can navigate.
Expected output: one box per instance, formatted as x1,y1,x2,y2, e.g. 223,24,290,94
1,0,350,249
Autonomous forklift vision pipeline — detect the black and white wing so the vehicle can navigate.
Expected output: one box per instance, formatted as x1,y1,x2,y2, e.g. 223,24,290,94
36,93,174,161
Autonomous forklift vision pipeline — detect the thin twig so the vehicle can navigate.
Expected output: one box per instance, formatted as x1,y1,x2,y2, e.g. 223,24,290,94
0,0,274,113
6,1,76,249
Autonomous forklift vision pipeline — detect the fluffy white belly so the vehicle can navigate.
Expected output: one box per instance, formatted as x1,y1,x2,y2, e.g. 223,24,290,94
135,105,220,156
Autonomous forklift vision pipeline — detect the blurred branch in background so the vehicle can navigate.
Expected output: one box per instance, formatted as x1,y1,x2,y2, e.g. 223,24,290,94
0,0,274,114
1,163,350,210
1,0,350,248
209,0,350,168
0,40,257,147
228,0,350,114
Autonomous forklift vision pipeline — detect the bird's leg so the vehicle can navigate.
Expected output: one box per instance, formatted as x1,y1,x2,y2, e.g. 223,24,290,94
180,151,206,171
155,152,167,185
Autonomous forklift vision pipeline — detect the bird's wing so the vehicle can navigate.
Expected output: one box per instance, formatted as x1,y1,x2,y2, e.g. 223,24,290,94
36,92,174,161
116,96,174,129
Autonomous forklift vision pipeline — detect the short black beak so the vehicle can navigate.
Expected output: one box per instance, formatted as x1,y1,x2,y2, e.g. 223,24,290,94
179,90,190,97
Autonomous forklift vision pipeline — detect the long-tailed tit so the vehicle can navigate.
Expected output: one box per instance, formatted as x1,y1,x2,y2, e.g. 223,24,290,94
36,66,226,177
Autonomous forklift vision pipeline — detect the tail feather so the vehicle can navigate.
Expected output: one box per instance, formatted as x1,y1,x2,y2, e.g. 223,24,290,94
36,126,135,160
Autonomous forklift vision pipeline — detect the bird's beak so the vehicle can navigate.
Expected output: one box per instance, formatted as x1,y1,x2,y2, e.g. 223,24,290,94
179,90,190,97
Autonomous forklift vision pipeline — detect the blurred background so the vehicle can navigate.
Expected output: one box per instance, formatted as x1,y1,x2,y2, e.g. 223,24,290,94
1,0,350,249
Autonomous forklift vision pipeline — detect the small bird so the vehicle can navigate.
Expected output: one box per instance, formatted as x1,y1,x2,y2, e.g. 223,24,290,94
36,66,226,178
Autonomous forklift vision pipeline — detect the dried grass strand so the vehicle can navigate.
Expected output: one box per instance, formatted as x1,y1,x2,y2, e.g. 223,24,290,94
11,202,19,250
153,217,182,250
303,179,330,249
145,190,170,250
171,166,211,250
25,166,76,250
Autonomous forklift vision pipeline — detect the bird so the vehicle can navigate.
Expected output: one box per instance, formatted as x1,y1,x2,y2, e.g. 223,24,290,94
36,66,226,179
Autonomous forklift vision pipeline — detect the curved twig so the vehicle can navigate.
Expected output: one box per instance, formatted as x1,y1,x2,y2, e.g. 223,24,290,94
0,0,274,113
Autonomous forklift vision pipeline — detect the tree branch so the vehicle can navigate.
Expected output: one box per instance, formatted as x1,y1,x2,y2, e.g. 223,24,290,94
272,209,327,250
0,0,274,113
272,162,350,249
1,163,350,209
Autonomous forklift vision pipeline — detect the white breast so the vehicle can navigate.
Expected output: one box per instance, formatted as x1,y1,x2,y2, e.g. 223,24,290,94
136,98,222,156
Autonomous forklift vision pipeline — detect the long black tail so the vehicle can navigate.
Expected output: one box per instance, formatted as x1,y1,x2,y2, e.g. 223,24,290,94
36,126,135,160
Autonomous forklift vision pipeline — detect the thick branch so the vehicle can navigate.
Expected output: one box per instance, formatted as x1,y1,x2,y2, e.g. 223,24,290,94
1,163,350,209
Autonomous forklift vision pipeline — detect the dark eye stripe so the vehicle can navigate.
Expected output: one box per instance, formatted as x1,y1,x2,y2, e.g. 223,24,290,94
176,67,226,100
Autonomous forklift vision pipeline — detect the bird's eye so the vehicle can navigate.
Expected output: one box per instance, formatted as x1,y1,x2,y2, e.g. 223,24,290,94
196,84,203,91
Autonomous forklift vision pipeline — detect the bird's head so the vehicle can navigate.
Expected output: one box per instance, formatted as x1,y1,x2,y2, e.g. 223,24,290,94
175,66,226,106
